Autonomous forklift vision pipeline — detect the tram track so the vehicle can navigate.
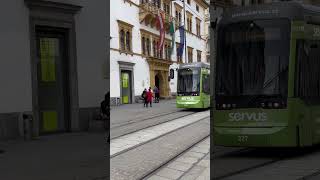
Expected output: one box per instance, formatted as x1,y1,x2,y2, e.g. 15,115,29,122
298,170,320,180
110,111,209,158
110,110,200,139
111,109,186,128
140,134,210,180
110,116,210,180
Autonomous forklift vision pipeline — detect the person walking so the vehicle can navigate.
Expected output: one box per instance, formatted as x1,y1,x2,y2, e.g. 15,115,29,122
141,88,148,107
147,87,153,107
153,86,159,103
100,92,110,143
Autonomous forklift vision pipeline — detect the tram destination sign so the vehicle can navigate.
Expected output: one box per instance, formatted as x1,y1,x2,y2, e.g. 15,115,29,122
231,9,279,18
228,112,267,122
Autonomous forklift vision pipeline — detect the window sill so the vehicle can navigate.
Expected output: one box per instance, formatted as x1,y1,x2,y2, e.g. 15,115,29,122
119,50,134,56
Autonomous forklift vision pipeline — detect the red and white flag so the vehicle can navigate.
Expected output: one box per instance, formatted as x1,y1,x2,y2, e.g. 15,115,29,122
157,10,165,51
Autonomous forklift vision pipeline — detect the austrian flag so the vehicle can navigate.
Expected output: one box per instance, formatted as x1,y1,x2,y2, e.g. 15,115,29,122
157,10,165,51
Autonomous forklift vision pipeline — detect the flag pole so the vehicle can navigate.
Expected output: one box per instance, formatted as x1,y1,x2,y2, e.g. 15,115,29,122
183,0,187,63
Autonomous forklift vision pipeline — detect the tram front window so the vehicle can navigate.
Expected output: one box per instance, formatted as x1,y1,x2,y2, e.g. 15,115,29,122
178,68,200,96
216,19,290,108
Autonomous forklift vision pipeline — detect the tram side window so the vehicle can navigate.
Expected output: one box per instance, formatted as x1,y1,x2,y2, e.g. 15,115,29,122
202,73,210,94
295,40,320,104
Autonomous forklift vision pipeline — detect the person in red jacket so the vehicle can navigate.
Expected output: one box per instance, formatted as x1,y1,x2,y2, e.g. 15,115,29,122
146,87,153,107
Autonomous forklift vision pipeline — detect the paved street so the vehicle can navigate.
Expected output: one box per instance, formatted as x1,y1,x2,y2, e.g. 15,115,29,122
110,99,210,180
0,132,108,180
212,145,320,180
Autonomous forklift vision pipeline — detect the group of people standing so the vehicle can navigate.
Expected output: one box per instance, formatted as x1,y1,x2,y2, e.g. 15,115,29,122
141,86,160,107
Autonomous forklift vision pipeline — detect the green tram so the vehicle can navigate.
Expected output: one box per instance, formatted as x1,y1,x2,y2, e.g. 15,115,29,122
213,2,320,147
176,62,210,108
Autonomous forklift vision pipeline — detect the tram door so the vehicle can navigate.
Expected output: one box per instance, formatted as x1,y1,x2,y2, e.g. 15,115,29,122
121,71,131,104
36,27,70,134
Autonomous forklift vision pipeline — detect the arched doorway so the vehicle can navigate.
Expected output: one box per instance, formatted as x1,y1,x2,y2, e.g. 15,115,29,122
155,74,160,96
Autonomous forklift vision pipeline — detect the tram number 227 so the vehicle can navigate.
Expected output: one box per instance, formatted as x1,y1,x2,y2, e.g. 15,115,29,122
237,136,248,142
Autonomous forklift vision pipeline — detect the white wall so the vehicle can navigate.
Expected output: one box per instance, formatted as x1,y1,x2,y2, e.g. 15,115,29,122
0,0,32,113
73,0,108,107
110,0,151,98
51,0,108,107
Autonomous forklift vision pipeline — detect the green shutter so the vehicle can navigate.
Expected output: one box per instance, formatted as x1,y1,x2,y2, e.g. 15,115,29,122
122,96,129,104
40,38,56,82
122,73,129,88
42,111,58,132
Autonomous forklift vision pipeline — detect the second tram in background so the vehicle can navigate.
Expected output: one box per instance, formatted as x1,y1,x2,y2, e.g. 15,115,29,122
176,62,210,109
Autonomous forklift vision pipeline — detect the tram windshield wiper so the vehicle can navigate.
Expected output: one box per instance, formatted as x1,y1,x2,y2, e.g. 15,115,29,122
247,66,288,106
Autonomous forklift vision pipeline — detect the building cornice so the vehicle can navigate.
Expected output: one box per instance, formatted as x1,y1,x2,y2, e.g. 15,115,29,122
117,20,134,28
194,0,209,9
25,0,82,14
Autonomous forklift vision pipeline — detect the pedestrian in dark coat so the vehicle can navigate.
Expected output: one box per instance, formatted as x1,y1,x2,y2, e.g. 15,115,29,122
147,87,153,107
153,86,159,103
100,92,110,142
141,88,147,107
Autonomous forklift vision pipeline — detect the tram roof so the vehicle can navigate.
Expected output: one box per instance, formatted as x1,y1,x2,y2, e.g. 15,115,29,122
179,62,210,69
219,1,320,25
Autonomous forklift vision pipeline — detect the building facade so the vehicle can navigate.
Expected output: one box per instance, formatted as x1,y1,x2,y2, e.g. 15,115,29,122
110,0,209,106
0,0,108,140
210,0,320,7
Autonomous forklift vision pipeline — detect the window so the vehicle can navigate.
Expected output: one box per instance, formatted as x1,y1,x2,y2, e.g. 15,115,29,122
196,18,201,36
175,3,182,25
295,39,320,104
146,38,150,56
176,43,182,63
202,73,210,94
141,31,152,56
142,37,146,55
153,40,157,57
187,0,190,5
197,50,201,62
163,2,170,15
152,0,161,7
164,42,171,60
196,4,199,12
126,31,131,51
176,10,182,25
165,44,168,59
187,13,192,32
120,30,125,50
160,44,163,59
188,47,193,63
168,45,171,60
118,20,133,53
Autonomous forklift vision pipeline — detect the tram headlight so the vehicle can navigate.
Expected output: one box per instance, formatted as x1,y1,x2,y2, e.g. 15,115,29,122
261,101,284,109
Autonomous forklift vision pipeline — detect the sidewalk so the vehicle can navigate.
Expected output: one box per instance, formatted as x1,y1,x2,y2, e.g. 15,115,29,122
111,99,179,126
147,137,210,180
0,132,109,180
